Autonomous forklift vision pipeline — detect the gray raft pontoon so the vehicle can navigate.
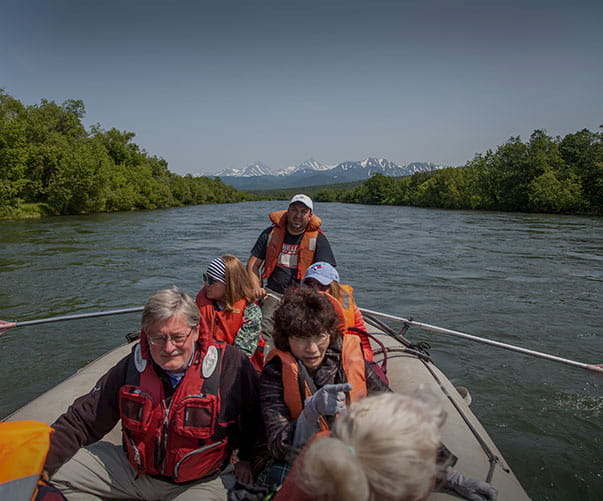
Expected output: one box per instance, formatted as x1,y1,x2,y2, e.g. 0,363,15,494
4,314,530,500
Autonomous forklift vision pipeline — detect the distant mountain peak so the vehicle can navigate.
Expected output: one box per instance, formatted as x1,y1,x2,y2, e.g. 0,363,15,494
214,157,449,190
216,161,272,177
276,158,329,176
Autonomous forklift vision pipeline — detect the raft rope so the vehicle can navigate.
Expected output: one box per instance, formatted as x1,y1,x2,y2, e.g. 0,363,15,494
363,312,505,482
360,308,603,374
420,358,505,482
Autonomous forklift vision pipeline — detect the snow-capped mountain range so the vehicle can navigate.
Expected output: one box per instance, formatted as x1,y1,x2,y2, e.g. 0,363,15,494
214,157,447,190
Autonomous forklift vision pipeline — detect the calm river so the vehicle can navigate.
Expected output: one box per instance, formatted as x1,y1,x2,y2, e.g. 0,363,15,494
0,201,601,500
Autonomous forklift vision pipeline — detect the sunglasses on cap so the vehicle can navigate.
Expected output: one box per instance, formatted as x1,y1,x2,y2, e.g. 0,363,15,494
203,273,220,285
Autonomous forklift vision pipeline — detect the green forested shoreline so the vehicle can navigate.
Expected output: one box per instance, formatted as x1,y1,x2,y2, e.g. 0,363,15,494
2,90,601,219
0,91,255,220
315,128,602,215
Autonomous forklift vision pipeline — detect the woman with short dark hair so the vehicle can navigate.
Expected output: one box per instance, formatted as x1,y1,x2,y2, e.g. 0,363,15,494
259,287,389,486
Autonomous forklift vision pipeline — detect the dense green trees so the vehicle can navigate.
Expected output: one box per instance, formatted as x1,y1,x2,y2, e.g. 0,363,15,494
0,90,251,219
2,89,600,218
315,128,602,215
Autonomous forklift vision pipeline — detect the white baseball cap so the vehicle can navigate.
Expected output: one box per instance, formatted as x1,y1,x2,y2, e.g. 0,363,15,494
289,194,313,211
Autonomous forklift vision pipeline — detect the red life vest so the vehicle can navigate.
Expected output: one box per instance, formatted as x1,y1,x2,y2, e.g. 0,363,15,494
195,289,247,346
263,210,324,280
266,334,368,431
119,340,230,483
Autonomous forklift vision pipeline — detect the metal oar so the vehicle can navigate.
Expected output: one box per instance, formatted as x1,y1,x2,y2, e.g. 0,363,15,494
360,308,603,374
0,307,144,335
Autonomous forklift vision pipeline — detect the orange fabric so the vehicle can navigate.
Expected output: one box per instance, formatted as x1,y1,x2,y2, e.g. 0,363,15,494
338,284,356,329
263,210,323,280
195,289,246,345
0,420,54,501
266,335,367,424
0,421,52,483
337,285,374,361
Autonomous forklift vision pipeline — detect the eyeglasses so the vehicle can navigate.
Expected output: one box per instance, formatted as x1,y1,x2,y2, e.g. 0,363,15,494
147,326,195,346
203,273,220,286
290,332,330,345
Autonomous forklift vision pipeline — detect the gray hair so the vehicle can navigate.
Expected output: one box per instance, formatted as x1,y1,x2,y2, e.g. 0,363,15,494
299,392,445,501
141,286,200,332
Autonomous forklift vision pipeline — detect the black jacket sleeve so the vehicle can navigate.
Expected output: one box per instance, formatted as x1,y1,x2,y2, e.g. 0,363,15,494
313,232,336,267
219,345,264,462
45,355,130,476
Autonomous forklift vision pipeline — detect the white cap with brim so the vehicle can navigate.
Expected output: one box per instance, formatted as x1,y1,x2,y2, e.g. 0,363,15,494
303,262,339,285
289,194,313,211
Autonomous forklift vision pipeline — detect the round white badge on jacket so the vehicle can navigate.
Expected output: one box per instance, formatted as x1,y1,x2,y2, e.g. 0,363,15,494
134,344,147,373
202,345,218,378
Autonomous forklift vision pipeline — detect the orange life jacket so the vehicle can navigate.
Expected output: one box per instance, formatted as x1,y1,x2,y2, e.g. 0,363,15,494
0,421,55,501
119,339,230,483
266,334,367,430
195,289,247,346
338,284,356,329
263,210,323,280
337,284,374,361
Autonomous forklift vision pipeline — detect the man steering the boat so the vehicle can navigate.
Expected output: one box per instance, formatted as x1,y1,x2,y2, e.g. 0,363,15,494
247,194,336,352
43,286,263,500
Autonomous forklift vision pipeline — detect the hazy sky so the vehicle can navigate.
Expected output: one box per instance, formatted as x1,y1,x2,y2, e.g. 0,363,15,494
1,0,601,175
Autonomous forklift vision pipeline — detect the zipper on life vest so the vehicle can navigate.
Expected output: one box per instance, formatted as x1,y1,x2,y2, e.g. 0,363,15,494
158,402,170,474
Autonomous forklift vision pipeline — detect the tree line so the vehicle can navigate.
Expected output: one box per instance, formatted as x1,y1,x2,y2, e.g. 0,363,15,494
0,90,254,219
314,128,602,215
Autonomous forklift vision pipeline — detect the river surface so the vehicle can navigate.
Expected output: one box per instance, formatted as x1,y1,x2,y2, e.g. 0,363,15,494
0,201,601,500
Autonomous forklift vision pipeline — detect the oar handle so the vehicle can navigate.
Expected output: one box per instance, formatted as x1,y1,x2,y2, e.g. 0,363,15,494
0,307,144,334
359,308,601,375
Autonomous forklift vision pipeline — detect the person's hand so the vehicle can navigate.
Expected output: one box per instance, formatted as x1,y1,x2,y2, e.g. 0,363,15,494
234,460,253,486
0,320,16,335
303,383,352,423
440,470,498,501
253,286,266,301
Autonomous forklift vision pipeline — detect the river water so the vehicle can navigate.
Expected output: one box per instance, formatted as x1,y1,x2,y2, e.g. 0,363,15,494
0,201,601,499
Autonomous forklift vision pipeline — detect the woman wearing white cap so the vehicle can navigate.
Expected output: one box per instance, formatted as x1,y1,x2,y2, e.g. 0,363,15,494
302,262,374,361
195,255,263,368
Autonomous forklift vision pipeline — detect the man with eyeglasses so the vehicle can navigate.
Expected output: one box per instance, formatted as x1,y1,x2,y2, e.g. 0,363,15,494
247,194,336,354
44,286,263,500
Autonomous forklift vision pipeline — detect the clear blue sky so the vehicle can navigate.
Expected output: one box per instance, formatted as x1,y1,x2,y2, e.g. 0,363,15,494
1,0,601,175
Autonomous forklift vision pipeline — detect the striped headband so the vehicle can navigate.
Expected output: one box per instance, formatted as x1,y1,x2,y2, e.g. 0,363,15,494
206,256,226,283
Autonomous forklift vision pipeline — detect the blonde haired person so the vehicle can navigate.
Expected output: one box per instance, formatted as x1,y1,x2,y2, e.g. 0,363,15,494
275,392,443,501
196,255,262,361
275,392,497,501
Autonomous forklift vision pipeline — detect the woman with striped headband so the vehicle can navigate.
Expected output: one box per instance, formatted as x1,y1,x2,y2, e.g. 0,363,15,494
195,254,262,365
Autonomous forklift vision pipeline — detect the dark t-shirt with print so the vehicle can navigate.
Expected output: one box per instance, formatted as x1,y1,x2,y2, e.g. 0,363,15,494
250,226,336,294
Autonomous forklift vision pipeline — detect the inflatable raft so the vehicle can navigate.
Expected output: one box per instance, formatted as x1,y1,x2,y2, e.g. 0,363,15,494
3,313,530,500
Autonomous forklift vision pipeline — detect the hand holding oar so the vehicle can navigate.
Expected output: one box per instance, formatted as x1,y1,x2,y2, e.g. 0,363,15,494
0,307,144,335
0,321,17,335
360,308,603,375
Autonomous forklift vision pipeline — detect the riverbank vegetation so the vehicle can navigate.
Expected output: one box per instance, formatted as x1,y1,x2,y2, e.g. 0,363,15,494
0,90,254,220
314,128,602,215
